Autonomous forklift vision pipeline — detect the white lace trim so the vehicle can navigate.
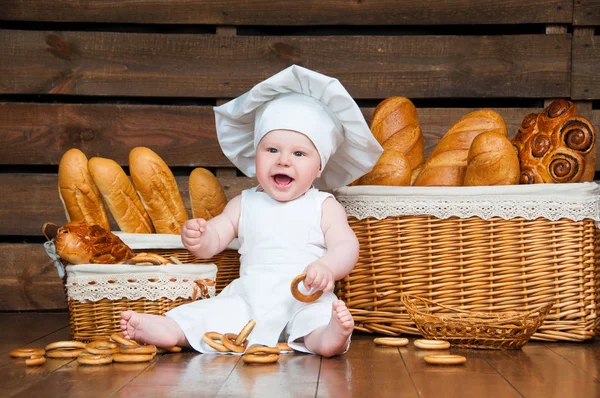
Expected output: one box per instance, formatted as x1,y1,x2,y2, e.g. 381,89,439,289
65,264,217,302
334,182,600,223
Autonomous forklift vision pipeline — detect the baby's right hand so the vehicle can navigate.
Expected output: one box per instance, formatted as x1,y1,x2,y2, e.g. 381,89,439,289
181,218,208,251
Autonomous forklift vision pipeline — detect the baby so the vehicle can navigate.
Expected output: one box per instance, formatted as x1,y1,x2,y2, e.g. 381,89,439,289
120,65,383,357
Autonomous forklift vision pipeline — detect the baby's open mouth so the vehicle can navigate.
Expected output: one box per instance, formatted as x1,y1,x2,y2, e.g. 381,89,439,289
273,174,294,186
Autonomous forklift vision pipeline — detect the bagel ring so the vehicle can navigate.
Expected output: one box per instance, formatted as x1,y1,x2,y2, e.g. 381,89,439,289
156,346,183,354
424,354,467,365
414,339,451,350
221,333,247,353
202,332,230,352
242,353,280,364
277,342,293,352
112,353,154,363
234,320,256,346
290,273,323,303
45,341,86,351
119,344,157,355
373,337,409,347
245,345,281,356
77,353,113,366
10,348,46,358
86,340,119,355
110,333,138,347
46,348,86,358
25,355,46,366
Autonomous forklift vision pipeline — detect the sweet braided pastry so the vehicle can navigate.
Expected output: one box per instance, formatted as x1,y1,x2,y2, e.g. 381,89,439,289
512,99,596,184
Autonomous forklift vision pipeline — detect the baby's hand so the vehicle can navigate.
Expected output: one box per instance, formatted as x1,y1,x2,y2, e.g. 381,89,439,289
181,218,208,251
303,260,335,293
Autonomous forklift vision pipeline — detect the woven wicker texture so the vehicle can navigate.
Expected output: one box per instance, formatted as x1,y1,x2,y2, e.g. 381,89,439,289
147,248,240,294
401,295,553,349
336,215,600,342
66,248,240,342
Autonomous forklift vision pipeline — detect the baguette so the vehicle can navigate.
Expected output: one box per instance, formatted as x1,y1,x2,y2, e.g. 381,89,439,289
129,147,188,234
370,96,420,145
370,96,424,172
413,110,508,186
357,150,411,186
88,157,155,233
464,131,520,186
189,168,227,220
58,149,110,230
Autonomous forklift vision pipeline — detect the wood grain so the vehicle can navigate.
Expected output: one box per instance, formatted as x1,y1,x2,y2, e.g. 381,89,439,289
0,103,227,166
0,244,66,311
0,31,571,99
571,29,599,100
400,345,522,398
318,337,417,397
573,0,600,25
1,0,573,25
477,343,600,396
0,103,546,166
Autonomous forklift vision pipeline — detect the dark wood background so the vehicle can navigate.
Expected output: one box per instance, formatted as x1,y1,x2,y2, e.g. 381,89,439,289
1,0,599,311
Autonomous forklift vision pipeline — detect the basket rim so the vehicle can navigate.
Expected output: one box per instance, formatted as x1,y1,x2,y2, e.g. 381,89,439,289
400,294,554,323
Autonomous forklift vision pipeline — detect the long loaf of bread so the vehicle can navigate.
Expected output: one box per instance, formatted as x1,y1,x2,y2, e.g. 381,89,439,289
88,157,155,233
413,110,508,186
129,147,188,234
189,168,228,220
58,148,110,230
358,97,423,186
357,150,412,186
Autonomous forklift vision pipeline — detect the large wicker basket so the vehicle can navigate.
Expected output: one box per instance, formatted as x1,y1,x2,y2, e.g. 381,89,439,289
401,295,553,349
334,183,600,342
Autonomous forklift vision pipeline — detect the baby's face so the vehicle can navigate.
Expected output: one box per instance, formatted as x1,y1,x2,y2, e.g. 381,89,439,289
255,129,322,202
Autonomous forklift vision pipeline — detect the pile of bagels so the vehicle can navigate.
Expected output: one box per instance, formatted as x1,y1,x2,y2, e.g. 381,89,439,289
9,334,175,367
58,146,228,234
355,97,596,186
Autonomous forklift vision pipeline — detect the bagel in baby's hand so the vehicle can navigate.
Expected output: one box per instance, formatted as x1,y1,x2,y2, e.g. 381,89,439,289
290,273,323,303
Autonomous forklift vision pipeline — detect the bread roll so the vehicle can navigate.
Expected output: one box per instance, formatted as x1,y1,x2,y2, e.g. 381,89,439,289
129,147,188,234
189,168,227,220
370,96,420,145
464,131,520,186
357,150,411,186
88,157,155,233
512,99,596,184
370,96,424,172
413,110,508,186
58,148,110,230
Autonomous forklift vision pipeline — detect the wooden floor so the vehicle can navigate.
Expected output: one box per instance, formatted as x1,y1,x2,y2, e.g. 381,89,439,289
1,313,599,398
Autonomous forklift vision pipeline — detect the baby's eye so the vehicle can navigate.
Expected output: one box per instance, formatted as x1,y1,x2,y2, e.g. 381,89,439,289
293,151,304,157
268,148,278,153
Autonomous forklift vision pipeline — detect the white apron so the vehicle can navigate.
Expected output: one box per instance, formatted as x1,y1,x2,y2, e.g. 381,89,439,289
166,186,338,353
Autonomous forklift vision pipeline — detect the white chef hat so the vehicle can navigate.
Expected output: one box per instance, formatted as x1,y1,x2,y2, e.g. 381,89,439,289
214,65,383,190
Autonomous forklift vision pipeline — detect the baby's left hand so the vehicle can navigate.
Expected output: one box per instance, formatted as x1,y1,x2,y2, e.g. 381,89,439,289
303,260,335,293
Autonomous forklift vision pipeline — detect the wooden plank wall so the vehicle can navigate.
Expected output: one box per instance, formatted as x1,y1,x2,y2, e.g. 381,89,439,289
0,0,598,311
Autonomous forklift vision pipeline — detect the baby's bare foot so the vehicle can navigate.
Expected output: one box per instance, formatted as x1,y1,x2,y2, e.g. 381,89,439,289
120,310,187,348
305,300,354,357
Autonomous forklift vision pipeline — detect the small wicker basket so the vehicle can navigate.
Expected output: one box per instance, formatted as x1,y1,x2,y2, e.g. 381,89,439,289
401,295,553,349
46,233,240,341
